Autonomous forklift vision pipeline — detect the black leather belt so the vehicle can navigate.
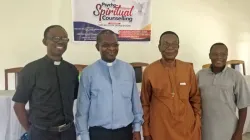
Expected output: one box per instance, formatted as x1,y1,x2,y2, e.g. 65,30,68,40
33,122,73,132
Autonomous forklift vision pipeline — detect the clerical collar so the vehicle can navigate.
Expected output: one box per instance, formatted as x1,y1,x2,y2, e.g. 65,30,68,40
44,55,63,65
107,63,113,66
99,59,117,67
54,61,61,65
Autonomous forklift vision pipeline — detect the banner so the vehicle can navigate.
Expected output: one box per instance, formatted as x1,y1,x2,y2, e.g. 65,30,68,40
72,0,151,42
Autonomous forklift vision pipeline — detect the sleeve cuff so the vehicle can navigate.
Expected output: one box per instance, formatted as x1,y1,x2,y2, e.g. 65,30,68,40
237,104,250,109
133,123,141,132
78,133,90,140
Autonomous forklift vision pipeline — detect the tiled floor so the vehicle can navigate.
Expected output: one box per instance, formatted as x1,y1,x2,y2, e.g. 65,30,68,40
244,133,250,140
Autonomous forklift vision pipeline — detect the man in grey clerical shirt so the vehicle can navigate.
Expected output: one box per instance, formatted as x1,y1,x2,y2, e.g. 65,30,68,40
75,29,143,140
197,42,250,140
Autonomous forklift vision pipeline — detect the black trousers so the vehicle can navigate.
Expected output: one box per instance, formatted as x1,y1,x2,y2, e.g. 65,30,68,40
89,124,133,140
28,124,76,140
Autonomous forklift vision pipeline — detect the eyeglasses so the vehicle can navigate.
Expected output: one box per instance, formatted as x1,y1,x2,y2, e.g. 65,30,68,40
47,36,69,43
159,43,179,51
100,43,119,49
210,53,228,58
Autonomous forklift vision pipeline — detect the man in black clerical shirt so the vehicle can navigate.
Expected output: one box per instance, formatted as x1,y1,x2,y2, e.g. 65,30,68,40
12,25,79,140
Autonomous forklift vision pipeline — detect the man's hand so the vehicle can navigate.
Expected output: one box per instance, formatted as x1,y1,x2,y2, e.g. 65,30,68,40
144,136,152,140
231,131,242,140
133,132,141,140
13,103,30,131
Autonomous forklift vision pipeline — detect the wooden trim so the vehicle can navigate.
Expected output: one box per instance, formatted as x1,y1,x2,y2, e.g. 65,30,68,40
243,62,246,75
74,64,88,73
130,62,149,67
5,67,23,90
202,64,211,68
4,69,8,90
226,60,244,64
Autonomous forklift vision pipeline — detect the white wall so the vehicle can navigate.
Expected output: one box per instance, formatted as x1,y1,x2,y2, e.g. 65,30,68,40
1,0,250,90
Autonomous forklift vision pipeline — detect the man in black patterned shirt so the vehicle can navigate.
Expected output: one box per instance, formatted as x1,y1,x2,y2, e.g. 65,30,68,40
12,25,79,140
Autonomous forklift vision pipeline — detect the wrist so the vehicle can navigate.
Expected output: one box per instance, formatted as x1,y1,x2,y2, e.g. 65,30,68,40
24,125,30,132
235,128,243,134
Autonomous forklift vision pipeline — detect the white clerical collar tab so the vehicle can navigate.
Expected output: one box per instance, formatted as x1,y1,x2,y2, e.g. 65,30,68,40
54,61,61,65
107,63,113,67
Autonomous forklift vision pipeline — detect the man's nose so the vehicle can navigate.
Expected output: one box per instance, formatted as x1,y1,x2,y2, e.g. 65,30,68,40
108,45,116,50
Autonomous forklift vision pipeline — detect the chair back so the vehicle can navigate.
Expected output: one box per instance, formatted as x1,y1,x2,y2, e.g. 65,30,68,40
202,60,246,75
74,64,88,74
202,64,211,69
130,62,149,83
5,67,23,90
227,60,246,75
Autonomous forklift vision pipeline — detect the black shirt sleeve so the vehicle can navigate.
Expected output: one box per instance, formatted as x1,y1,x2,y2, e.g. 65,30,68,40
74,68,79,99
12,64,35,104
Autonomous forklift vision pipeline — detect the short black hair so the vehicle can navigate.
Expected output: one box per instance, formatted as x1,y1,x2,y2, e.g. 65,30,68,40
210,42,228,53
43,25,64,38
159,31,179,45
96,29,116,44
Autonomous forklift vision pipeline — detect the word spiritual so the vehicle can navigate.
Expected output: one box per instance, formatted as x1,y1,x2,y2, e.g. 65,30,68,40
93,2,134,22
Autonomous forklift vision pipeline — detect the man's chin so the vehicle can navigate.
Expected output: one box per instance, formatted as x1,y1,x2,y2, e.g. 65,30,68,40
163,56,175,61
52,52,64,57
106,57,116,62
213,64,225,68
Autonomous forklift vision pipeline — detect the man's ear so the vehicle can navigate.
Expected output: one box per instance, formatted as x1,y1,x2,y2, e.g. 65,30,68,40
158,44,161,51
42,38,47,46
209,53,211,59
95,44,99,51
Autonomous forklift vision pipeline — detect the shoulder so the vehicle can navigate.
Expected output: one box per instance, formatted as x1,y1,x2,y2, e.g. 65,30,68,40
21,57,44,73
81,60,99,75
197,68,210,76
116,59,133,70
63,60,78,73
176,59,193,69
144,60,160,73
176,59,197,75
225,67,245,80
226,67,241,75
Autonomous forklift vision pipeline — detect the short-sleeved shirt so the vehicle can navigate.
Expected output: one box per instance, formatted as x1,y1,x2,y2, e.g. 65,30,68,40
12,55,79,127
197,67,250,140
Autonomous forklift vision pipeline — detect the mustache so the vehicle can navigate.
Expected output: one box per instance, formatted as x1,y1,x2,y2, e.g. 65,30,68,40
56,43,67,47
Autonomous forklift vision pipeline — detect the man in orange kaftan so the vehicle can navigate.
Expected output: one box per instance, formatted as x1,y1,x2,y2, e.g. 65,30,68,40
141,31,201,140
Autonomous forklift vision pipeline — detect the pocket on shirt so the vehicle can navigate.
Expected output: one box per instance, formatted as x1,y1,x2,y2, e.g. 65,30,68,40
217,84,234,103
178,82,191,100
33,83,52,103
90,78,107,98
119,80,133,98
90,88,99,99
218,84,233,91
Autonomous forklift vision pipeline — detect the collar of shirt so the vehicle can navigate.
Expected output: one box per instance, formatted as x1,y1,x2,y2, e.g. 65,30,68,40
208,65,227,74
99,59,117,67
160,58,176,68
44,55,63,65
